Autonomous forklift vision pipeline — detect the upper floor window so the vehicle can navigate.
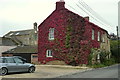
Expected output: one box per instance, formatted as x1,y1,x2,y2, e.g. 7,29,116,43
98,31,100,41
92,29,95,40
49,28,54,40
46,50,53,57
102,37,105,43
102,34,105,43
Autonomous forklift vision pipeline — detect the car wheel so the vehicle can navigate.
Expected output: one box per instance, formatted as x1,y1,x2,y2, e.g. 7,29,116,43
28,67,35,73
0,68,8,75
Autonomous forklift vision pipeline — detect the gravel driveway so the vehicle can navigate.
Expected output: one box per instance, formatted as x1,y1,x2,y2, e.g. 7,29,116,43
0,65,90,78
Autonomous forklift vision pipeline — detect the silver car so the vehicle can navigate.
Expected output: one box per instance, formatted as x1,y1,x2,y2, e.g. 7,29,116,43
0,56,35,75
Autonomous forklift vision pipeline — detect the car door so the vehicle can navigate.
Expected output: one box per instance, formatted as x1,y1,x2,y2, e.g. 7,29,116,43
5,57,18,73
13,57,29,72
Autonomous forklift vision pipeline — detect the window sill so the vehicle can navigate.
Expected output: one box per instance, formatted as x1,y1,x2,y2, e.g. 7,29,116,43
49,39,54,41
46,56,53,58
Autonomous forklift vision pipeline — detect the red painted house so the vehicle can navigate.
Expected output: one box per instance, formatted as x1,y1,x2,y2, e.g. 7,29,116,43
38,1,110,64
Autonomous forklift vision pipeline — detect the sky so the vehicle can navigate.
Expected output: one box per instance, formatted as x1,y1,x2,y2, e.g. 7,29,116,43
0,0,119,37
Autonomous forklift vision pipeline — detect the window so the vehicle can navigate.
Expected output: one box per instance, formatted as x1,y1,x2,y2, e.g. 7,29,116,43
0,58,7,63
9,33,14,36
46,50,53,57
14,58,23,63
0,58,2,63
15,32,20,35
2,58,7,63
6,58,15,63
49,28,54,40
98,31,100,41
32,55,38,58
97,54,100,60
102,37,105,42
92,29,94,40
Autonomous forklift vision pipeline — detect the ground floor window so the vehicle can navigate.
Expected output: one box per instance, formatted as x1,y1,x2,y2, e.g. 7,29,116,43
46,50,53,57
32,55,38,58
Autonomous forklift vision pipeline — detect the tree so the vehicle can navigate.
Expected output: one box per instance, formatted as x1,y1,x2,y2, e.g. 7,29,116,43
110,40,120,63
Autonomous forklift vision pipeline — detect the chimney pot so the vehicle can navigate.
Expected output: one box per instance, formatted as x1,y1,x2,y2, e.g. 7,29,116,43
84,16,89,21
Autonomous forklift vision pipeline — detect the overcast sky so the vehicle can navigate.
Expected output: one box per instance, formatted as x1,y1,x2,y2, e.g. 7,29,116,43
0,0,119,37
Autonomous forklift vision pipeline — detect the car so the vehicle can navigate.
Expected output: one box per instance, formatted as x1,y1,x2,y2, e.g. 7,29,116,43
0,56,35,75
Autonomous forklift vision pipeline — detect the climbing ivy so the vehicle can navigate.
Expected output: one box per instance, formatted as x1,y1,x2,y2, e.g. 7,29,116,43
51,13,91,66
65,25,72,48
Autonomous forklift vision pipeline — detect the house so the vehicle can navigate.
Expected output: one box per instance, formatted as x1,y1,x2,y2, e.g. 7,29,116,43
0,37,17,57
84,18,110,52
109,33,118,40
1,22,38,63
3,22,38,46
38,1,110,65
2,46,38,63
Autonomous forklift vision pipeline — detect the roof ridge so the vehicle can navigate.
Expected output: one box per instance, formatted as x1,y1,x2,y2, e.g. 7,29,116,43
64,8,107,32
10,29,35,32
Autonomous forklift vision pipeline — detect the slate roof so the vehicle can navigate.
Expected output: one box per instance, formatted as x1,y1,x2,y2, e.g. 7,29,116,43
39,2,108,34
0,37,18,46
0,46,16,54
3,29,36,37
2,46,38,54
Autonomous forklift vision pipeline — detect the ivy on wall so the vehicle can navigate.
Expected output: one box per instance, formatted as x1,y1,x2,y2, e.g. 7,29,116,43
51,14,92,65
38,8,103,65
65,24,72,48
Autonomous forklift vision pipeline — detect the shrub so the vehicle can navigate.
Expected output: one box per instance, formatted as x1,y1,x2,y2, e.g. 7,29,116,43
110,40,120,63
92,58,115,68
103,58,115,66
88,48,115,68
88,52,93,65
92,63,105,68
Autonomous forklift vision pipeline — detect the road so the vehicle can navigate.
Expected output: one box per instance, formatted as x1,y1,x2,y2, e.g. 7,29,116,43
58,64,119,78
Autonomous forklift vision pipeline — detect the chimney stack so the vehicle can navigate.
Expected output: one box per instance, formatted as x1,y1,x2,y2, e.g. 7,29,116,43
84,16,89,21
34,22,37,31
56,0,65,10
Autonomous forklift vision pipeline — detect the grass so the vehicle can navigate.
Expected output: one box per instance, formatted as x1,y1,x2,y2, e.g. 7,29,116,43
91,63,106,68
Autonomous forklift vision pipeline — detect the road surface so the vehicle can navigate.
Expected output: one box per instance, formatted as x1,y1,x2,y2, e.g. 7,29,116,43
58,64,119,78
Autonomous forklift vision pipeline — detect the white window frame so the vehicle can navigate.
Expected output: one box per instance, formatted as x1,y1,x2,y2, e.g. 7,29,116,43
46,50,53,57
98,31,100,41
97,54,100,60
49,28,54,40
102,37,105,42
92,29,95,40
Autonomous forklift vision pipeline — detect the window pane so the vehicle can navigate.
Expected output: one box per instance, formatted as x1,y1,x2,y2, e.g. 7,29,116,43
102,37,105,42
0,58,2,63
46,50,53,57
2,58,7,63
14,58,23,63
49,28,54,40
92,29,94,40
98,32,100,41
6,58,15,63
